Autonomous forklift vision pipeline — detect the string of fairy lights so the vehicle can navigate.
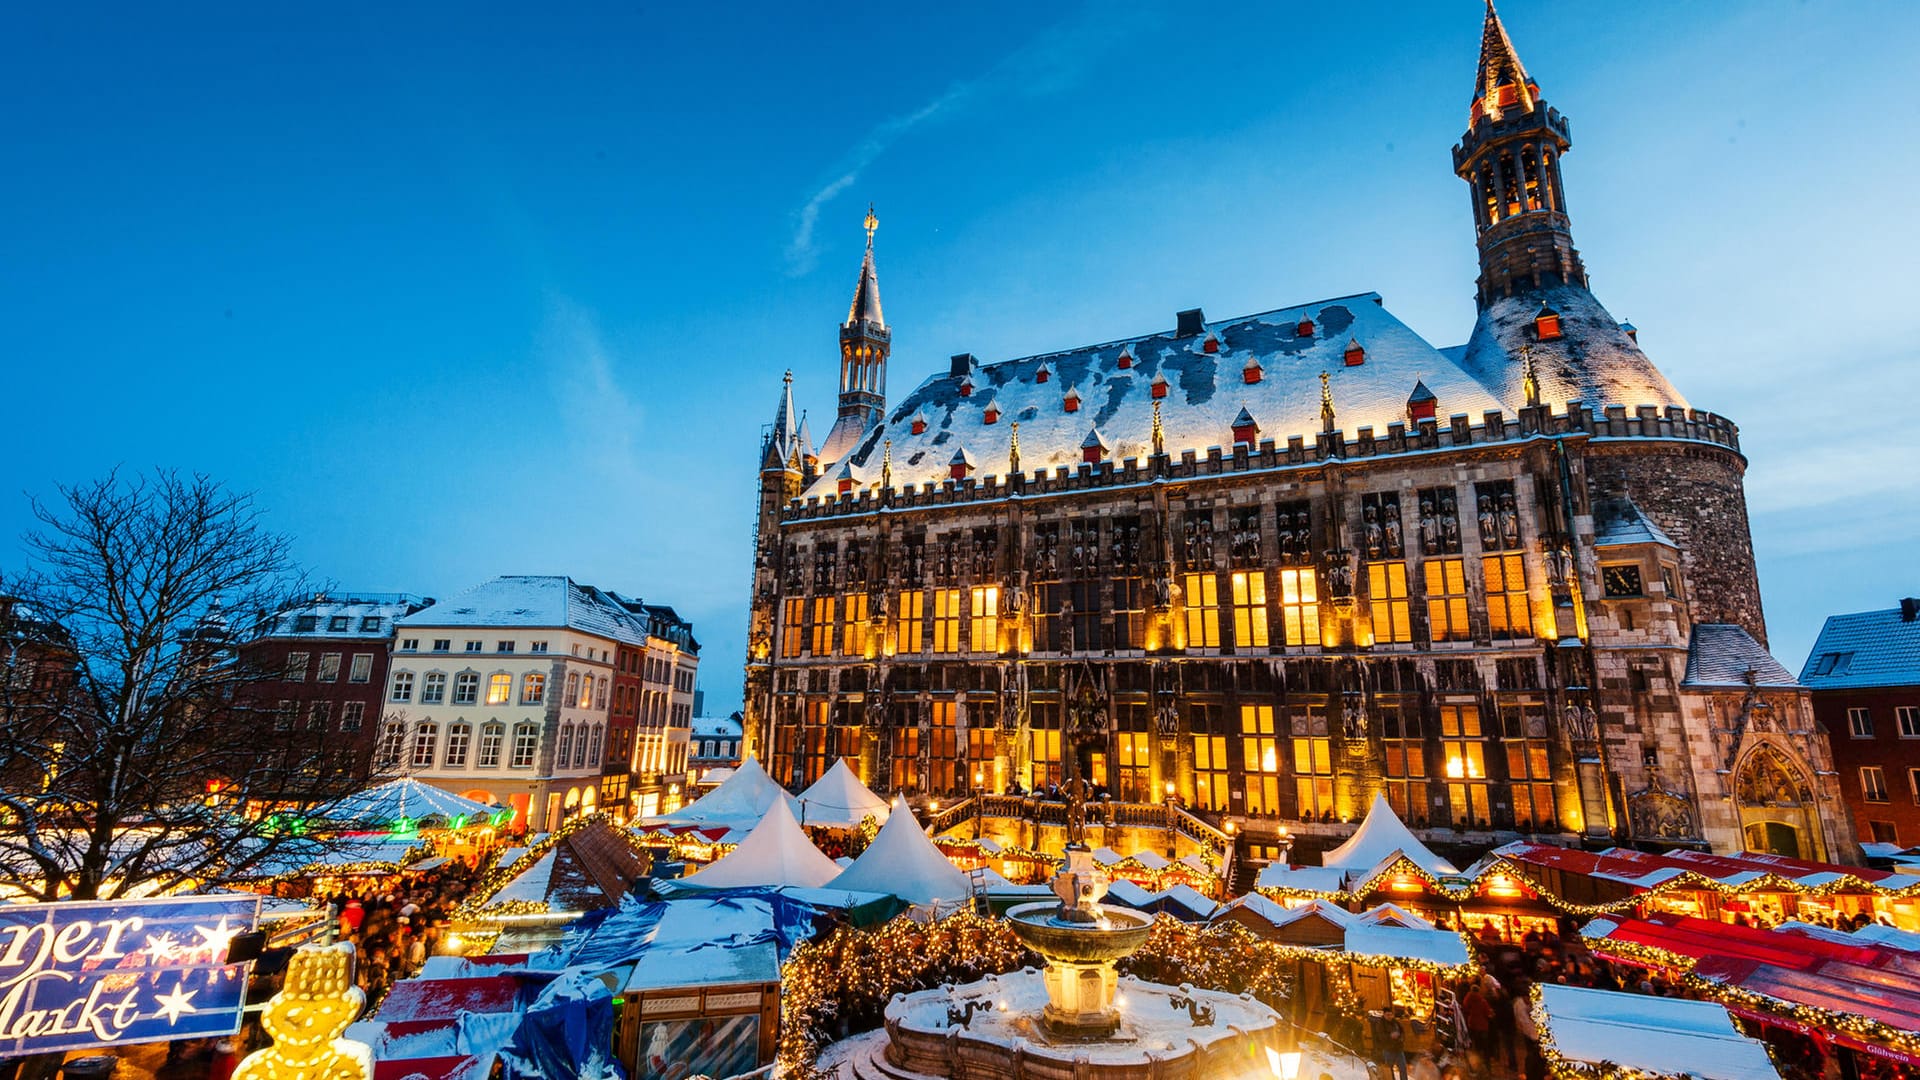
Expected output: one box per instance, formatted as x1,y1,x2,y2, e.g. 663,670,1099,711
1526,982,1784,1080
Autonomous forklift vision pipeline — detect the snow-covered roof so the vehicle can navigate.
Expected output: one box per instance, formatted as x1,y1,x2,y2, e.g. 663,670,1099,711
397,575,650,643
1535,984,1779,1080
1342,923,1471,969
796,758,891,828
254,594,430,641
804,294,1514,498
1592,494,1677,548
1459,284,1689,415
686,798,841,890
691,715,743,739
828,797,970,906
649,755,800,831
1683,624,1799,689
321,778,496,829
1799,605,1920,690
1322,794,1459,877
1253,863,1347,894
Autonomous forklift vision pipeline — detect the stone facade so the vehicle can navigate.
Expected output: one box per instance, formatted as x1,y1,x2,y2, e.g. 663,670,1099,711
741,6,1854,865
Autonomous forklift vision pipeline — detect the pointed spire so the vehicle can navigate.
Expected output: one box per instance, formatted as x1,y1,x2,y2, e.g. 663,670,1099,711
1150,399,1164,457
1473,1,1535,121
881,438,893,490
1009,421,1021,475
1320,371,1336,432
1520,343,1541,408
764,370,802,470
796,410,816,462
847,206,885,328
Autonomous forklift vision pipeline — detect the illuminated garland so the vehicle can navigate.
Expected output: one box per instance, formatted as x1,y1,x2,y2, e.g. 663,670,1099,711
454,811,643,923
1526,982,1780,1080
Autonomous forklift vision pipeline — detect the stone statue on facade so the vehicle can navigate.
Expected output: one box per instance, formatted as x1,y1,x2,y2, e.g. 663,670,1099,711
1477,495,1499,547
1499,492,1520,548
1418,498,1438,555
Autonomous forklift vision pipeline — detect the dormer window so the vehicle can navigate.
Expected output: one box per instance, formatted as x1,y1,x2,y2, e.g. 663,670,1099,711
959,377,974,397
1063,386,1081,413
1116,348,1133,369
1534,303,1562,341
1344,338,1365,366
949,448,975,480
910,412,928,436
1243,357,1263,385
1407,379,1438,422
1081,428,1108,464
1620,321,1638,343
837,475,855,495
1295,316,1315,338
983,404,1000,425
1231,407,1259,447
1035,363,1051,384
1202,332,1220,355
1150,372,1170,400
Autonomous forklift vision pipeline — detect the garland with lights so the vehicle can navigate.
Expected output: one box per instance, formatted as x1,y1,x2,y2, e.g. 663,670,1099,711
1526,982,1782,1080
452,810,648,923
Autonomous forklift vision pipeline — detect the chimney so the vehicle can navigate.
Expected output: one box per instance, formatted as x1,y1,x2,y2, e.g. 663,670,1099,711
1901,598,1920,623
949,353,975,378
1175,309,1206,338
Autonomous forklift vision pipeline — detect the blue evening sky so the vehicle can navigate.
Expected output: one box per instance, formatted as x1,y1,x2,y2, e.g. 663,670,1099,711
4,3,1917,713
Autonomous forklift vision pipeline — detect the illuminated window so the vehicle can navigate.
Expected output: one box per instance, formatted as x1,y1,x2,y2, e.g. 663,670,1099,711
843,593,870,657
811,596,835,655
891,725,921,791
577,673,593,709
478,723,504,768
1193,733,1229,811
970,586,1000,652
1862,766,1889,804
486,673,513,706
1440,703,1489,827
967,725,996,791
389,670,414,703
1184,572,1220,648
1381,706,1425,821
511,723,539,768
1368,562,1412,644
1240,705,1281,815
1277,568,1319,646
1294,733,1333,819
1483,554,1532,639
453,672,479,705
1115,718,1151,801
1424,558,1471,642
929,700,959,792
1507,739,1555,831
521,673,545,705
780,597,805,658
897,590,925,653
933,589,963,653
445,723,471,768
1231,571,1269,649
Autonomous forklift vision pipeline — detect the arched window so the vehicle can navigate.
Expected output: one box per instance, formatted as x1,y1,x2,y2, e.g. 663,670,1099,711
376,721,406,767
577,674,593,709
478,722,505,768
556,724,575,768
411,722,439,769
445,722,472,768
566,672,581,704
511,723,539,768
389,671,415,703
421,671,447,705
585,724,604,769
522,672,546,705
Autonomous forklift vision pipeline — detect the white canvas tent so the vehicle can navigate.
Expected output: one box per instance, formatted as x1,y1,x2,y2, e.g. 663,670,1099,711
796,758,891,828
829,797,970,906
687,797,842,889
650,755,800,831
1535,984,1779,1080
1322,793,1459,878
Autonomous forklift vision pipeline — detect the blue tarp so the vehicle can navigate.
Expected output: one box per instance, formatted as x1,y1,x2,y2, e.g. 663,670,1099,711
498,969,623,1080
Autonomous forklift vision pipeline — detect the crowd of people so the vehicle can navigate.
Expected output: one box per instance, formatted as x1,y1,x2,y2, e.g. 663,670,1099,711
320,858,481,1002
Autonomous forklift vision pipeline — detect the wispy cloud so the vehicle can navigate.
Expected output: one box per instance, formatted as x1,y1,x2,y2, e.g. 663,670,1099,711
784,4,1159,274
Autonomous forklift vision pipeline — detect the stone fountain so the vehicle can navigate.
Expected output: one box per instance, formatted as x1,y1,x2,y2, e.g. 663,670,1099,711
1004,844,1154,1038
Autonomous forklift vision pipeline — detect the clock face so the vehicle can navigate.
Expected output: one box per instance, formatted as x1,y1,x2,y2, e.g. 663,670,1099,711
1603,565,1644,598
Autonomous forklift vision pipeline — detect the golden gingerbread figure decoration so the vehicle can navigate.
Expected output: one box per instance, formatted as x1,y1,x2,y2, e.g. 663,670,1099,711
233,942,373,1080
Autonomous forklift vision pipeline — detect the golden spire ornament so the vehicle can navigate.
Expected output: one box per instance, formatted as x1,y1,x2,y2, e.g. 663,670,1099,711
1151,398,1165,457
1520,343,1541,408
1319,371,1336,432
864,203,879,249
1008,421,1021,475
881,438,893,490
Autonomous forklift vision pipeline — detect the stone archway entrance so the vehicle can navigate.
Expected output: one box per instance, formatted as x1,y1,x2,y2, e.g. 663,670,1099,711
1733,744,1821,860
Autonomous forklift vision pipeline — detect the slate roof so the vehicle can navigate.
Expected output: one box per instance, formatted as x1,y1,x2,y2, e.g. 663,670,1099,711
398,575,648,644
1682,624,1799,689
1799,606,1920,690
1592,495,1677,548
255,594,431,640
1460,284,1689,415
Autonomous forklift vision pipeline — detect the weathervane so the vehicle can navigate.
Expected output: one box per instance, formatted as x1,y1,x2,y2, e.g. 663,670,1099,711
864,203,879,249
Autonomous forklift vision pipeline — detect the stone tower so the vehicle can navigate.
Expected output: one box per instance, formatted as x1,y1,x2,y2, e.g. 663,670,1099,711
818,206,890,467
1453,1,1586,308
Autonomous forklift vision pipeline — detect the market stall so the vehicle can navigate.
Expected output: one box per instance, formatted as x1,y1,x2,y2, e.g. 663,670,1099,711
1532,983,1780,1080
828,796,970,910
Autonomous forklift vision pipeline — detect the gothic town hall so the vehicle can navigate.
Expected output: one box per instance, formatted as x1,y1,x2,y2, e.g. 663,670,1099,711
743,6,1855,868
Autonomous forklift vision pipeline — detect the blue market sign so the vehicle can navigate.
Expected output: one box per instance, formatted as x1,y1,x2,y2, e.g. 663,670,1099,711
0,893,259,1056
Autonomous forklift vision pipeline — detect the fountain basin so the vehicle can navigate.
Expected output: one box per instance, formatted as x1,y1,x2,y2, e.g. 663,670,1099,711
1005,901,1155,963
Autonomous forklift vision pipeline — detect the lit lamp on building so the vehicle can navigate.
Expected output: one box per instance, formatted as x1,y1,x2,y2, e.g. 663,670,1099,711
974,770,984,797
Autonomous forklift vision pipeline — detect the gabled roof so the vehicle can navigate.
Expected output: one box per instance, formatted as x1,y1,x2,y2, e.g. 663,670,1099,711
1683,624,1799,689
1592,494,1677,548
1800,605,1920,690
1534,984,1777,1080
397,575,648,643
321,778,494,829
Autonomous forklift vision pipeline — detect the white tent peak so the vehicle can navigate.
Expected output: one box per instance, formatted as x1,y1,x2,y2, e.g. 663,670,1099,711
1322,793,1458,877
689,796,841,889
829,797,971,906
651,755,800,831
796,759,891,828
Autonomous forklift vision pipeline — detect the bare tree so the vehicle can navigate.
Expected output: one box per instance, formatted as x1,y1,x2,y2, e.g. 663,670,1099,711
0,470,377,901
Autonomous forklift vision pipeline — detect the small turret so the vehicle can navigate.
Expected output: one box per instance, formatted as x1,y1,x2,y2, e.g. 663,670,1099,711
820,206,891,466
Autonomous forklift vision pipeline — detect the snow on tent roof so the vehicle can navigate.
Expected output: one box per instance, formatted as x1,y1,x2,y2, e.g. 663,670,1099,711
1343,924,1472,970
796,758,892,828
1535,984,1779,1080
1322,793,1459,877
687,798,841,889
1104,879,1154,909
1253,863,1346,894
650,755,800,831
322,778,495,829
829,797,971,906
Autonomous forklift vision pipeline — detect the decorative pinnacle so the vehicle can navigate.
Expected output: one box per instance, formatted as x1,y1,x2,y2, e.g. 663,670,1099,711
1319,371,1336,432
881,438,893,490
1151,398,1165,457
864,203,878,249
1009,421,1022,475
1520,344,1541,408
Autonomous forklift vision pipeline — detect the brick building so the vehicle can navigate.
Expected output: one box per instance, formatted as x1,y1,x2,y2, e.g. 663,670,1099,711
239,593,433,779
1802,600,1920,848
743,5,1853,864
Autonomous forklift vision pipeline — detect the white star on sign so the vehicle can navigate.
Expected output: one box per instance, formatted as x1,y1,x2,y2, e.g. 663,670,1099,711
142,931,181,962
152,982,198,1025
191,916,241,960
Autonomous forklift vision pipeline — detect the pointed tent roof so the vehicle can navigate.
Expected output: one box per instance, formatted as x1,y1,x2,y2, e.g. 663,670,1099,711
651,756,800,831
321,778,496,829
1322,793,1459,878
689,797,841,889
829,797,971,906
1473,1,1535,119
796,758,892,828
